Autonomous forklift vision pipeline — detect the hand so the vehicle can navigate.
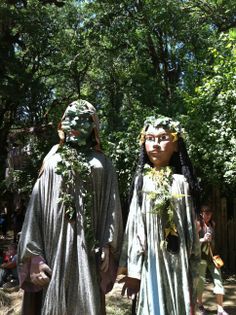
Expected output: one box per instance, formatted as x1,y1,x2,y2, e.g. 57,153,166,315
100,246,109,273
119,276,140,299
204,232,212,242
30,261,52,287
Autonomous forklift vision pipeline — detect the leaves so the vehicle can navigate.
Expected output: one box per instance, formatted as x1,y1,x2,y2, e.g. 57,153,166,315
1,0,236,202
184,32,236,189
55,145,97,248
145,166,175,227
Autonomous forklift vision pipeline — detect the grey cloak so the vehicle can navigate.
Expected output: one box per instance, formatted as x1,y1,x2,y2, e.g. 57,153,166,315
120,173,200,315
18,147,123,315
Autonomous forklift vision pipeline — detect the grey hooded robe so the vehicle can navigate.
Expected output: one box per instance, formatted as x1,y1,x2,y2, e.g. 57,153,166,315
18,148,123,315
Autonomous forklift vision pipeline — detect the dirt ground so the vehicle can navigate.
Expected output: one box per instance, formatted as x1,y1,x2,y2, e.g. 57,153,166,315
195,274,236,315
107,277,236,315
1,278,235,315
1,232,235,315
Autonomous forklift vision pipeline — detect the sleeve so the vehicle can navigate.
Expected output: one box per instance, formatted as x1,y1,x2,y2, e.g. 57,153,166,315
102,161,123,260
171,175,200,300
17,171,47,292
93,157,124,293
119,177,146,280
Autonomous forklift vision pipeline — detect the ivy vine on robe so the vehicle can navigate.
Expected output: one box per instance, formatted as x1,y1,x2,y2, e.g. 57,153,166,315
56,144,96,250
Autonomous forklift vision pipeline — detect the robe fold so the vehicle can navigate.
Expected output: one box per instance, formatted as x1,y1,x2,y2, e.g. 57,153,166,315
18,147,123,315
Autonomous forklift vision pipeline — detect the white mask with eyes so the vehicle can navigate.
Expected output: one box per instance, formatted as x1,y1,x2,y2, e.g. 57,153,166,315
145,126,178,168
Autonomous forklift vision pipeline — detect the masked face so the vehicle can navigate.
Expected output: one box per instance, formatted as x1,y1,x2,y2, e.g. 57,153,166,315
61,106,95,146
145,126,178,168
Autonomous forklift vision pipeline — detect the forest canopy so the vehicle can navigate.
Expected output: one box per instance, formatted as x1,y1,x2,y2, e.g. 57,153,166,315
0,0,236,204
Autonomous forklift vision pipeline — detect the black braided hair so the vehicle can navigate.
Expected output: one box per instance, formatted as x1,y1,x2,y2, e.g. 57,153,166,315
128,124,153,206
135,143,153,207
129,136,201,215
170,137,201,214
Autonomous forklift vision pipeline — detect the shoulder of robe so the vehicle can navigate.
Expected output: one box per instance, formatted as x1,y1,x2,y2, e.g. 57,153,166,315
173,173,188,184
90,151,114,170
172,174,189,191
38,144,61,177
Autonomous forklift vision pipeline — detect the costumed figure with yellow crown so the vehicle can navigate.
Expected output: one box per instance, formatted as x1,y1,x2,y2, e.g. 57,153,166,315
119,116,201,315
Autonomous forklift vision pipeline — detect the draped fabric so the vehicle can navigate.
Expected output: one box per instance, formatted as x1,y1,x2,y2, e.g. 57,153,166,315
18,148,123,315
120,173,200,315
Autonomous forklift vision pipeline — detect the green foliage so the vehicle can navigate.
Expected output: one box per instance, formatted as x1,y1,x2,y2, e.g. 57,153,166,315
56,145,91,220
56,145,96,249
100,98,162,199
3,129,56,195
5,169,35,194
1,0,236,202
145,166,174,227
184,32,236,189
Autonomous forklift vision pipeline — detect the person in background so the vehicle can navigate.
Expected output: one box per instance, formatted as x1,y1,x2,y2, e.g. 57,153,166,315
18,100,123,315
196,205,229,315
11,203,25,243
119,116,201,315
0,243,19,290
0,203,8,239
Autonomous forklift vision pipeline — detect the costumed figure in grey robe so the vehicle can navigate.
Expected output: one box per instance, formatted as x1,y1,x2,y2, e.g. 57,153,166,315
119,116,201,315
18,99,123,315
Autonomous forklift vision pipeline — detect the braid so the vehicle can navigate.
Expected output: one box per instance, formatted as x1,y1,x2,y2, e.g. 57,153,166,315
128,143,152,207
176,138,201,214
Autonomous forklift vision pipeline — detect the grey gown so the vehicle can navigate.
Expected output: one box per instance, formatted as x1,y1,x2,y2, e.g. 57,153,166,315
120,173,200,315
18,147,123,315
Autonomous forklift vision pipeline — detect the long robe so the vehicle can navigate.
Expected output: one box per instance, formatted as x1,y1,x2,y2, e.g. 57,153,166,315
120,173,200,315
18,147,123,315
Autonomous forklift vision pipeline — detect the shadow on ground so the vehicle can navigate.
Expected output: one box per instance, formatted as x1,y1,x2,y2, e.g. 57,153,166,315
196,274,236,315
1,231,236,315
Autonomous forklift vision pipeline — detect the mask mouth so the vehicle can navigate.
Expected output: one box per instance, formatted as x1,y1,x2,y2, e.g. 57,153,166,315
151,149,161,153
166,233,180,254
68,130,80,136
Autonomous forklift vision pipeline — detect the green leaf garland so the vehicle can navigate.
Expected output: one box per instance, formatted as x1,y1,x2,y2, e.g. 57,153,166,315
56,144,96,249
144,165,175,229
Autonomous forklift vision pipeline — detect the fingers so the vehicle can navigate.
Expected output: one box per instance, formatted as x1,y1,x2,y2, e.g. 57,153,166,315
100,247,109,273
119,277,140,299
121,282,127,297
131,293,136,300
127,289,137,300
40,264,52,278
100,259,109,272
119,276,127,296
30,263,52,287
101,251,105,261
205,235,211,242
120,276,139,299
30,271,50,286
118,276,126,284
121,283,137,299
